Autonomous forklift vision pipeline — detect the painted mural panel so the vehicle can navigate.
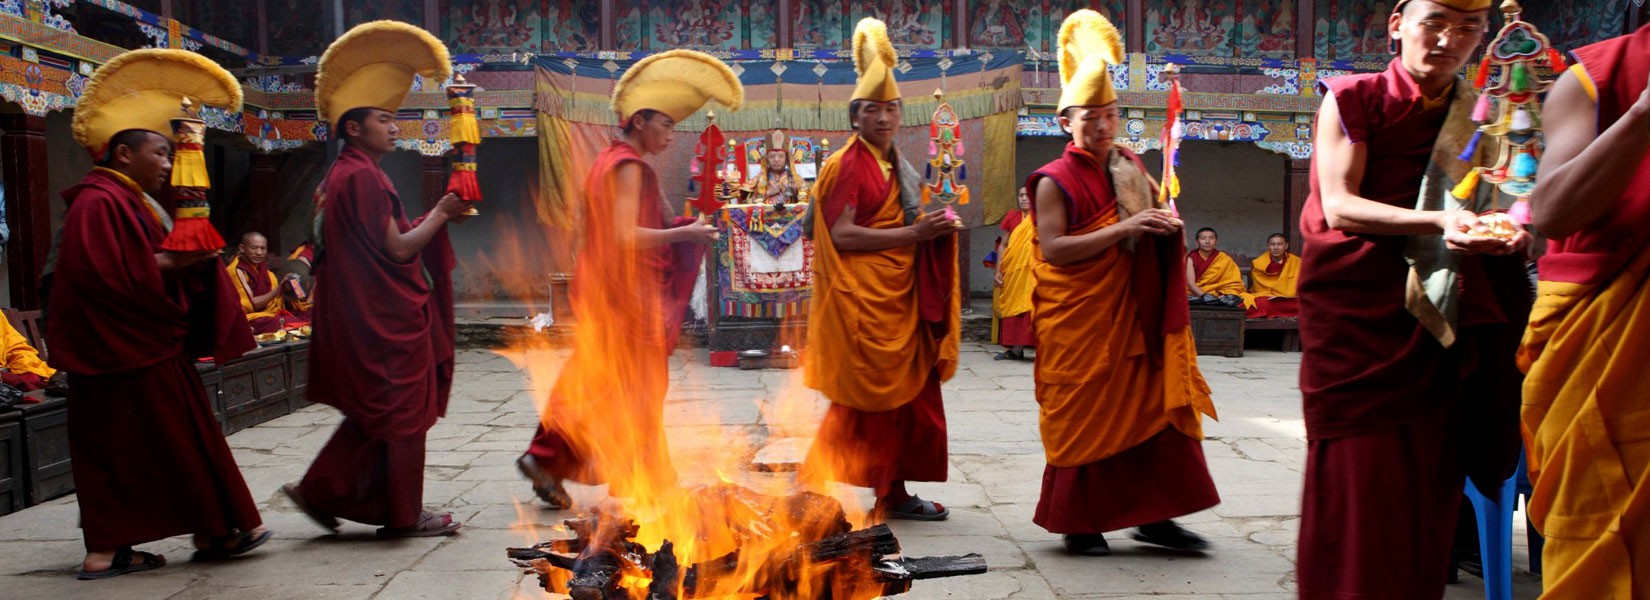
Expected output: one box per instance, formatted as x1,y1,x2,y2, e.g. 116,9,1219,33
1145,0,1233,56
615,3,646,50
446,0,544,53
543,0,603,52
793,0,847,49
346,0,423,28
852,1,943,49
747,1,778,49
969,0,1031,48
1522,2,1626,53
1233,0,1295,59
267,0,327,57
1313,0,1394,63
646,0,744,50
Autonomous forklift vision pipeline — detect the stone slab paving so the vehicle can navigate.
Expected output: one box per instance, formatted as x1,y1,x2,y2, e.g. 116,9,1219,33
0,344,1542,599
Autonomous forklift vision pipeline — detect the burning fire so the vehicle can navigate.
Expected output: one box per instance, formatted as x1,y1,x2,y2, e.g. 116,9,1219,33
484,172,978,599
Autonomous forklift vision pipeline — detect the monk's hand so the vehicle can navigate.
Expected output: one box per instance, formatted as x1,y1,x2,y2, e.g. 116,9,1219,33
154,250,219,271
1440,210,1520,255
993,270,1005,287
912,210,957,241
678,215,720,245
1123,208,1181,236
433,192,473,222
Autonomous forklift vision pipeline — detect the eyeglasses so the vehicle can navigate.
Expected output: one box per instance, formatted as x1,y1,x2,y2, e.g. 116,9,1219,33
1408,19,1487,39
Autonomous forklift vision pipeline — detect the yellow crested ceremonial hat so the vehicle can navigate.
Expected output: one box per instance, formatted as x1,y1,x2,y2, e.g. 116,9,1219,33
612,49,743,122
315,20,451,126
1393,0,1493,12
851,18,900,102
71,49,241,155
1057,9,1125,113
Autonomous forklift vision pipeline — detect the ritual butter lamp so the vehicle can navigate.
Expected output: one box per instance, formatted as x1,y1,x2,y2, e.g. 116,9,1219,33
445,73,482,216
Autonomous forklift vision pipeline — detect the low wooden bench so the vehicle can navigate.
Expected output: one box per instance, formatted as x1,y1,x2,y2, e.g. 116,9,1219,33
1189,305,1245,358
1245,317,1301,352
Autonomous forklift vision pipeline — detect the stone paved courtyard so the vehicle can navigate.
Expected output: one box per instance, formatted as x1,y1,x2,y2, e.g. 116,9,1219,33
0,343,1542,599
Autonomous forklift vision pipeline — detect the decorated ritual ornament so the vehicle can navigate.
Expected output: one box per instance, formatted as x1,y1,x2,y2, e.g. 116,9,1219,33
922,89,970,206
687,110,730,215
165,97,229,252
445,73,482,216
1454,0,1565,234
1158,63,1185,216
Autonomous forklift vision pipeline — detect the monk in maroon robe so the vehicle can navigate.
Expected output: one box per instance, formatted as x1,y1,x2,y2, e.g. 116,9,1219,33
517,112,714,508
1295,1,1530,596
227,231,293,334
49,129,265,578
284,106,471,537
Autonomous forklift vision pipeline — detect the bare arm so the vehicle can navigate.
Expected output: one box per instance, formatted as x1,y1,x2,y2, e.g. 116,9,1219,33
1185,258,1205,295
383,192,469,263
240,270,278,310
1315,93,1450,235
1531,68,1650,238
828,204,955,252
1033,176,1179,267
608,163,717,249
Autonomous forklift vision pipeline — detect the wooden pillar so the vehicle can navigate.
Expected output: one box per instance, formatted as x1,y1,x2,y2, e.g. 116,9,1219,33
1296,0,1314,59
776,0,791,48
1283,158,1311,248
2,114,50,310
424,0,440,36
600,0,614,50
256,0,269,56
421,155,446,213
249,153,282,252
951,0,967,48
1126,0,1146,54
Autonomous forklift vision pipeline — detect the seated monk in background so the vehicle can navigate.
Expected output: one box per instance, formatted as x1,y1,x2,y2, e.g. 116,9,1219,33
226,232,292,334
0,317,54,391
278,241,315,321
1185,227,1244,306
1241,233,1301,318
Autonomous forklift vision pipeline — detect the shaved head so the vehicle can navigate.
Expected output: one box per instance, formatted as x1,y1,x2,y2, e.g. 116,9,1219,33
239,232,269,264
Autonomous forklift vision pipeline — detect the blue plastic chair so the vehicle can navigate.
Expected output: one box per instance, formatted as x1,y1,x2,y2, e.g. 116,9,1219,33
1463,452,1544,600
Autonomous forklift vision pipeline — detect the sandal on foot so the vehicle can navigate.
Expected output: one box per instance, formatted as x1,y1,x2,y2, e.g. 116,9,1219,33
1062,534,1111,556
1131,520,1209,552
993,350,1024,361
282,483,339,533
76,548,166,580
516,455,572,510
191,528,273,562
880,496,949,521
377,511,462,538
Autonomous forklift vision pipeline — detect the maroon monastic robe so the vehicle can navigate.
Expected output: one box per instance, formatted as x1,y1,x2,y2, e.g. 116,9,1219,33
1296,60,1530,598
525,141,703,494
297,145,454,527
1025,145,1218,534
233,257,289,334
47,167,260,550
799,140,951,492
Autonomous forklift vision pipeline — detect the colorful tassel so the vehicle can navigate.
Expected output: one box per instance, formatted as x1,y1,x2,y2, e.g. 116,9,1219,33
1545,48,1567,70
959,164,967,181
1451,168,1481,200
1511,152,1539,178
1508,199,1532,225
929,140,937,156
1458,130,1484,162
1471,94,1491,122
955,139,964,156
1473,56,1492,89
925,163,933,179
161,105,225,253
1510,108,1533,131
1510,62,1529,92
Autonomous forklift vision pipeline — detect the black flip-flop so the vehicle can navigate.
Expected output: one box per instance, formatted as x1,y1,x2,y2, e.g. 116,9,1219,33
881,496,949,521
377,511,462,538
76,547,166,580
191,528,273,562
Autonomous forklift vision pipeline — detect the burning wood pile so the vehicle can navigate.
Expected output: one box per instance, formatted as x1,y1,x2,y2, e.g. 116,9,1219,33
507,483,986,599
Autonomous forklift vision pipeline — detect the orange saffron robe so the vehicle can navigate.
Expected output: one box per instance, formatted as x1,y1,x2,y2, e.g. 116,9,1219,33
1518,24,1650,597
1187,250,1245,296
1026,144,1218,533
801,136,959,490
1241,253,1301,317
